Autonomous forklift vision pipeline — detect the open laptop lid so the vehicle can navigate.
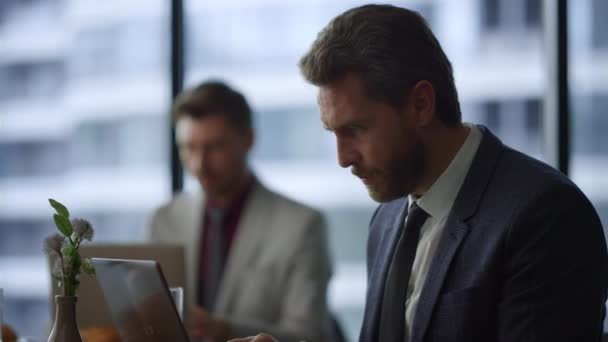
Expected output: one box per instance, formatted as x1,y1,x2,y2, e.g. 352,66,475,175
49,244,185,328
92,258,190,342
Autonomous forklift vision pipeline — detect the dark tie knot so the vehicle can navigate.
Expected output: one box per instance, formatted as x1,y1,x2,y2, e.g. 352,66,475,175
408,202,429,222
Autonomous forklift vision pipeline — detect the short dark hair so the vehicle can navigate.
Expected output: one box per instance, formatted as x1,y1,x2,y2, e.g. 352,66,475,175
299,4,461,126
172,80,252,130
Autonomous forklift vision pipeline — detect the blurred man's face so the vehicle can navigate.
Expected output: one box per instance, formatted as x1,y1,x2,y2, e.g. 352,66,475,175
318,73,425,202
176,114,252,199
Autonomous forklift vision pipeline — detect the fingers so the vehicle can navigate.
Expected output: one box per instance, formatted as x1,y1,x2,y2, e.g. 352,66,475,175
189,305,207,318
187,305,212,337
190,327,205,338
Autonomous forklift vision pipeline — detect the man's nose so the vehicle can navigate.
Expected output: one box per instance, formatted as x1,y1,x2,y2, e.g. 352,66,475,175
337,138,359,168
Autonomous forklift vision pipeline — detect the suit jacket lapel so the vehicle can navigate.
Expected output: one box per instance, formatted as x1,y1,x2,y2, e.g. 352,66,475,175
179,192,204,308
214,180,274,313
361,199,409,342
410,125,504,342
410,218,470,342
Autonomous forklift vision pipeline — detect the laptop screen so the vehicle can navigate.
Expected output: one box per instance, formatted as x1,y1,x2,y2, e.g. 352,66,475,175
92,258,190,342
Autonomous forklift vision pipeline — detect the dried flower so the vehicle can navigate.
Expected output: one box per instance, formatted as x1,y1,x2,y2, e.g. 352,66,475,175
45,199,96,296
44,233,65,255
72,218,94,241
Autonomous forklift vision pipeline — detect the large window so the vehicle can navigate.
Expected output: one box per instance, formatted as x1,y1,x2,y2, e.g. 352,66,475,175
2,0,604,339
569,0,608,328
0,0,170,335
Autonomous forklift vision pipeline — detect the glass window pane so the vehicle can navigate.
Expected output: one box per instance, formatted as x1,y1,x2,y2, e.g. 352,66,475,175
0,0,170,335
569,0,608,330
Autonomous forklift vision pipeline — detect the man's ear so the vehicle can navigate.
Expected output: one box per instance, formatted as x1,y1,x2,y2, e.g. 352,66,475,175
410,80,436,127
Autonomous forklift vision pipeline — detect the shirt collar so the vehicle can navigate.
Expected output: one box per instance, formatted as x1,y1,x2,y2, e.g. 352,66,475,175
409,124,482,219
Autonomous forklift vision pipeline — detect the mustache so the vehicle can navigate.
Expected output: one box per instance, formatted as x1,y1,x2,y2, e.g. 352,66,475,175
351,167,379,179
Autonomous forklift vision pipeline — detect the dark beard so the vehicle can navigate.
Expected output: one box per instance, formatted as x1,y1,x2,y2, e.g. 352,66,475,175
368,139,425,202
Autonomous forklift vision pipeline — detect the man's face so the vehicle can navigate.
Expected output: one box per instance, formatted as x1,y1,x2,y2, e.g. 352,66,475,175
319,73,425,202
176,114,252,199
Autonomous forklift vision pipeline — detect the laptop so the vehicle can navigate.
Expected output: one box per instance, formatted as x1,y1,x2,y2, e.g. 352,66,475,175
48,244,185,328
93,258,190,342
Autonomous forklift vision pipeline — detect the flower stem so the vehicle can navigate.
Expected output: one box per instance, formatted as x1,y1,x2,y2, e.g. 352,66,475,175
58,252,67,297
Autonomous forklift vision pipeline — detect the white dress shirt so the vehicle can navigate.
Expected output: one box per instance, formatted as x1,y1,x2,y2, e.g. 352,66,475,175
403,124,482,341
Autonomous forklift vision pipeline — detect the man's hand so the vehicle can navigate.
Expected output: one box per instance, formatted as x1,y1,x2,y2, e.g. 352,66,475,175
188,305,231,342
228,333,278,342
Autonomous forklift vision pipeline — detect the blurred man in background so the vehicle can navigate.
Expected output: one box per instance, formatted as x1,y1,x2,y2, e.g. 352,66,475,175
147,81,333,342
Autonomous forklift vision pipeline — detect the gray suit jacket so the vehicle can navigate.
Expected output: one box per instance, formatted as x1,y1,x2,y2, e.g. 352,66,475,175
147,179,332,342
360,126,608,342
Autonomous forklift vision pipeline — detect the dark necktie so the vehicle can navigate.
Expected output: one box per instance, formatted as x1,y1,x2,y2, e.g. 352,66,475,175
203,207,226,311
379,202,429,342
